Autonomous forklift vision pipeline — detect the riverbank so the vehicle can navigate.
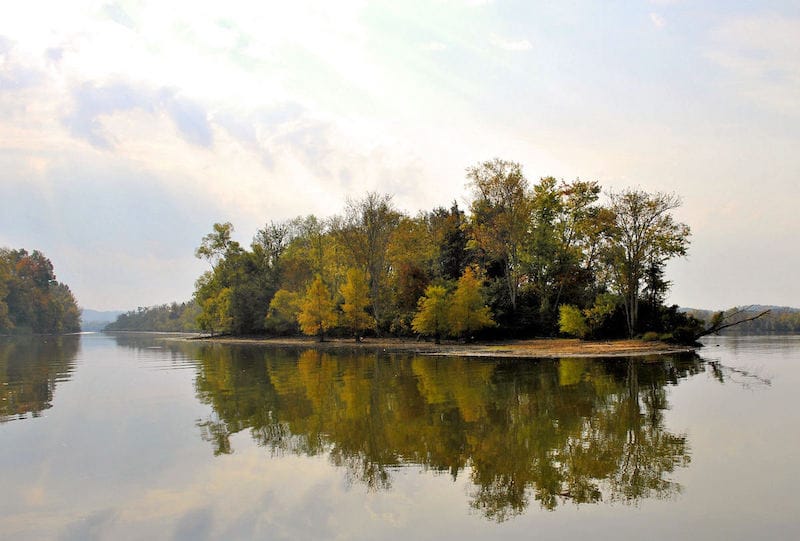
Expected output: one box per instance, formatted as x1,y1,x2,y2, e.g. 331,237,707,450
182,335,695,359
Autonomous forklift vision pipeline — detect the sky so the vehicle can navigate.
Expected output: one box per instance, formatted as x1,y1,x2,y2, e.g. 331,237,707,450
1,0,799,311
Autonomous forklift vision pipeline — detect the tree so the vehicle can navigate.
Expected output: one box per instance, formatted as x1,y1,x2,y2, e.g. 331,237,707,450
334,193,400,332
448,267,495,339
0,248,80,334
197,287,232,336
264,289,301,335
340,268,372,341
429,202,470,281
195,222,239,267
466,159,532,312
412,285,450,344
558,305,588,339
297,275,337,341
604,190,690,337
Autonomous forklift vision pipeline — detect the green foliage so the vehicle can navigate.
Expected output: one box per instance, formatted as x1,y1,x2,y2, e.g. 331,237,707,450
604,190,690,336
448,267,495,339
297,276,337,341
559,305,588,339
195,222,237,265
189,171,692,341
0,248,80,334
197,287,233,335
264,289,301,335
411,285,449,343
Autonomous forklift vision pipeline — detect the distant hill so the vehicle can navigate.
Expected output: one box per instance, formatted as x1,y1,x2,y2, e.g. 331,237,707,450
681,305,800,335
80,309,125,332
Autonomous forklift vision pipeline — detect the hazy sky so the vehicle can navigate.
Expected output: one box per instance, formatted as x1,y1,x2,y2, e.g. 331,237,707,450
1,0,799,311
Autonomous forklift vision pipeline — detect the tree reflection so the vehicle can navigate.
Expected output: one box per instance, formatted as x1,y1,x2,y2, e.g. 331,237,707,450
191,345,704,519
0,335,80,422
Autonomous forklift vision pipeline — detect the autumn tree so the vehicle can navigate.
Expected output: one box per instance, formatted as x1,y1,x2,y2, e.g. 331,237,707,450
412,285,450,344
334,193,400,333
340,268,372,341
604,190,690,336
558,305,588,339
0,248,80,334
298,275,337,341
197,287,232,336
466,159,532,312
448,267,495,340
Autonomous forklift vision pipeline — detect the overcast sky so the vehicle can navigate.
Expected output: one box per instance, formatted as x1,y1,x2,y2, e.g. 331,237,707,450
1,0,799,311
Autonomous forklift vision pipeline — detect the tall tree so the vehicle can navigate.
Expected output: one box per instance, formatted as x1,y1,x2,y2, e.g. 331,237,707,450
604,190,690,337
334,192,400,332
466,159,532,312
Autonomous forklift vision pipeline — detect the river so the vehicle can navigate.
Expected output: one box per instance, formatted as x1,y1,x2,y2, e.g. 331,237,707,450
1,333,798,540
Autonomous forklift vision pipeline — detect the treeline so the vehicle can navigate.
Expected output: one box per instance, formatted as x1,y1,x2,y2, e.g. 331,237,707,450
193,159,699,342
685,306,800,335
0,248,81,335
104,301,200,332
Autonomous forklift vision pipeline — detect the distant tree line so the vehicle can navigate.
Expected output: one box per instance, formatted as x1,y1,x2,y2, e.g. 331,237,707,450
104,301,200,332
191,159,700,342
0,248,81,334
684,306,800,335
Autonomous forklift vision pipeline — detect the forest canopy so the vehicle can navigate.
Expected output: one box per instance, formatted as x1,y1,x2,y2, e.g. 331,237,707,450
189,159,699,342
0,248,81,335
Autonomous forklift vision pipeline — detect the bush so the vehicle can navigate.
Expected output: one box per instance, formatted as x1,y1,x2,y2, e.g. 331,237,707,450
559,305,588,339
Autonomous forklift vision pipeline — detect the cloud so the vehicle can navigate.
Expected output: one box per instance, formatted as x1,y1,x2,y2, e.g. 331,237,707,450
650,13,666,28
490,34,532,51
706,15,800,116
63,82,213,148
0,36,45,90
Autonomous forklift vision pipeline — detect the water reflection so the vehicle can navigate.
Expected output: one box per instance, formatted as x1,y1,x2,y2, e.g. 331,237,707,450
0,335,80,423
190,345,704,519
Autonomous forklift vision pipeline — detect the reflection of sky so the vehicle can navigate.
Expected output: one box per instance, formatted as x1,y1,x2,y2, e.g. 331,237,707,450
0,335,798,539
1,1,799,310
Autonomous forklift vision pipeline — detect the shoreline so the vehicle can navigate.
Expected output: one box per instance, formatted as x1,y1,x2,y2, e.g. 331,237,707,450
176,335,696,359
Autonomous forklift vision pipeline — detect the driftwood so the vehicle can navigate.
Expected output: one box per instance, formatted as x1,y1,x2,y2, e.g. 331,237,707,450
694,306,771,340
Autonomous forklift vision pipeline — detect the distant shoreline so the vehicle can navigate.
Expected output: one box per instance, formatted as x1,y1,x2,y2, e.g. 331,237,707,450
176,335,696,359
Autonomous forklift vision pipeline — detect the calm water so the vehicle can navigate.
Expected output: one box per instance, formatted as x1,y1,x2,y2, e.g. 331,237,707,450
1,333,798,540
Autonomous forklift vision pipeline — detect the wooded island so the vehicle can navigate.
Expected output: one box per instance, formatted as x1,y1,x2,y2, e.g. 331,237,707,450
189,159,702,344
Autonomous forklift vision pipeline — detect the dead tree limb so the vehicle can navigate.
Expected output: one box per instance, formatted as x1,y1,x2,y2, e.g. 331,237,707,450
694,307,771,340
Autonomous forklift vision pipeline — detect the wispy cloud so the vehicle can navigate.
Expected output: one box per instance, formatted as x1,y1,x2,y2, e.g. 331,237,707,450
490,34,532,52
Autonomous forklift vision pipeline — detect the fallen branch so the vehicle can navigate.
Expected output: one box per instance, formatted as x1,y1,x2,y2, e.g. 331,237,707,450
694,307,771,340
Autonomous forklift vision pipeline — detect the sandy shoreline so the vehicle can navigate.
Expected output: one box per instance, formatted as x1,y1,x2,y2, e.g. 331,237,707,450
178,335,696,359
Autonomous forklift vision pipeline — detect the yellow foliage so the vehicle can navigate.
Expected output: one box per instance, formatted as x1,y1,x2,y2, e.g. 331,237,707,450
297,275,337,340
448,267,495,338
340,268,372,338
